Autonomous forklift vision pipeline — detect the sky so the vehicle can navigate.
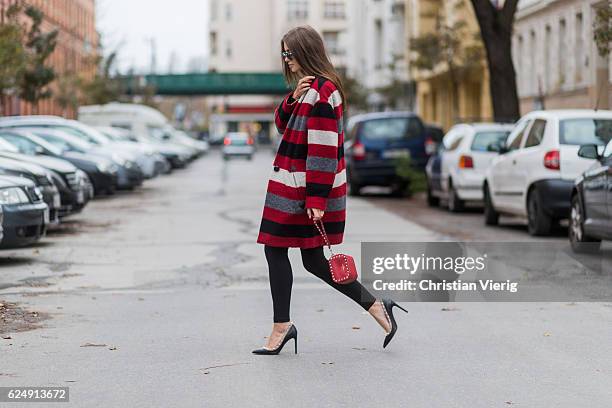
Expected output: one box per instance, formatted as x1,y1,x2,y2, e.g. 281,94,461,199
96,0,210,74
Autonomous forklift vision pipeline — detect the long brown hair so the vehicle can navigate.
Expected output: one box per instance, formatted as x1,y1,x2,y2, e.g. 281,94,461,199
281,25,347,112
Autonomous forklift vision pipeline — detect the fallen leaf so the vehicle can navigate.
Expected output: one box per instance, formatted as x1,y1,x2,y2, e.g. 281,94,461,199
80,343,107,347
505,401,513,405
2,335,12,340
108,346,117,351
352,347,366,351
543,332,552,337
351,326,360,330
441,307,460,311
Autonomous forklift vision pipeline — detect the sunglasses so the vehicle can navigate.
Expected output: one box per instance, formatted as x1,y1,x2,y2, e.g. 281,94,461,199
281,50,294,60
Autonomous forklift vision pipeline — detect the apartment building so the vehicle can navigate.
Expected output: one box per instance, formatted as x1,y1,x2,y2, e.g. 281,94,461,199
513,0,611,112
0,0,98,118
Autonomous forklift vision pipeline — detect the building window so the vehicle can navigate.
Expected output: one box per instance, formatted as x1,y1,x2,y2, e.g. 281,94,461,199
287,0,308,20
210,32,218,56
545,25,552,91
226,40,232,58
323,1,345,19
530,29,536,93
559,19,566,85
225,3,232,20
517,35,524,93
575,12,583,83
323,31,344,55
374,19,383,69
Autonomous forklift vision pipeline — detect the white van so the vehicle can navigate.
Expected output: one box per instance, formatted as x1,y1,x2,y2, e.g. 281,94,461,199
78,103,168,140
78,103,208,157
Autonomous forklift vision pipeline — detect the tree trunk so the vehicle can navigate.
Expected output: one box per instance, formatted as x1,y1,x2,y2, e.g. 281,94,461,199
470,0,520,122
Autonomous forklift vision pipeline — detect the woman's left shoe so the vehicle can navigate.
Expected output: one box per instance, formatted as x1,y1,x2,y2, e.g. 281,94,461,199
381,298,408,348
252,323,298,355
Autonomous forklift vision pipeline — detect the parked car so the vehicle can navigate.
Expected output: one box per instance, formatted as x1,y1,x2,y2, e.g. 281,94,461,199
0,136,89,219
0,175,48,248
344,112,436,196
19,127,143,190
0,156,60,223
78,103,195,166
569,141,612,252
426,123,513,211
94,126,170,175
222,132,255,160
0,129,118,196
0,116,146,188
483,110,612,236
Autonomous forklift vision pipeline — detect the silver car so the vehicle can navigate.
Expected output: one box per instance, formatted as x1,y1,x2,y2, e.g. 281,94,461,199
222,132,255,160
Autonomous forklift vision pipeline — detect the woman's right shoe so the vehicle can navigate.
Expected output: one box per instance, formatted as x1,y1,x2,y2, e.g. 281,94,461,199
252,324,298,355
381,299,408,349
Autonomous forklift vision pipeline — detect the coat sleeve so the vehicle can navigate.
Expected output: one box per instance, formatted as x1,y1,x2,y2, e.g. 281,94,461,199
274,92,297,134
305,94,339,211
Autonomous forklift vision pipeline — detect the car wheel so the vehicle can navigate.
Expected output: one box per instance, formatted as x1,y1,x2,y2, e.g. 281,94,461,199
483,184,499,226
426,182,439,207
527,187,552,236
447,180,465,212
390,180,408,198
569,194,601,253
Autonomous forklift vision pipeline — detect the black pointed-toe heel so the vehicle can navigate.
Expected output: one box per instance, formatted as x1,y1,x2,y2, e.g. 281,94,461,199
252,324,298,355
381,299,408,348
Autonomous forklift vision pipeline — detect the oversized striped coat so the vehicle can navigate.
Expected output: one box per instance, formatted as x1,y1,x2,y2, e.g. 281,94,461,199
257,77,346,248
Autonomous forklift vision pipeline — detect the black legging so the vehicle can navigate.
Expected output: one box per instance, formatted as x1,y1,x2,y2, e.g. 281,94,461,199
264,245,377,323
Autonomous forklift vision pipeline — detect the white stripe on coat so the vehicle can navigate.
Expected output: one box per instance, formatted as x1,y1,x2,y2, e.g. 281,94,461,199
270,167,346,189
308,129,339,147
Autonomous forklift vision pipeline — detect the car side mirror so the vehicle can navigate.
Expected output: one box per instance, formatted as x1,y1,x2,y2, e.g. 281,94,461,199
488,142,508,154
577,144,601,160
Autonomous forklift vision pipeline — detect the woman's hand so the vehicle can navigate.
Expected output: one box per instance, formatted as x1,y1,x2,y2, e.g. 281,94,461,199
292,76,315,100
307,208,324,221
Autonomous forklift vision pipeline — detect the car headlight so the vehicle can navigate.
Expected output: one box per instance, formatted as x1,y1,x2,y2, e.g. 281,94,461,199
0,187,30,204
33,187,43,201
111,153,128,167
97,162,110,172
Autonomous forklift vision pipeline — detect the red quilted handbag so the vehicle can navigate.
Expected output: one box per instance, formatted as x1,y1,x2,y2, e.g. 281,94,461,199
313,219,358,285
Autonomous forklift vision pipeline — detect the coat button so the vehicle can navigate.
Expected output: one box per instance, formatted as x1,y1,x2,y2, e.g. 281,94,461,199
273,166,280,172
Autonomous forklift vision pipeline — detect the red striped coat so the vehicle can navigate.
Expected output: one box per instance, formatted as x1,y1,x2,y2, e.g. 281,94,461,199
257,77,346,248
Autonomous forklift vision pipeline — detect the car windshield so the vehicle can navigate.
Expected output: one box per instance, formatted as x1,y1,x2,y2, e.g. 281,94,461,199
357,117,420,141
31,131,91,153
559,118,612,146
471,131,510,152
0,136,20,153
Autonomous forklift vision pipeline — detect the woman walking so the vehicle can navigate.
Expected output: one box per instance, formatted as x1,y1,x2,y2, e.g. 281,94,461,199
254,26,407,355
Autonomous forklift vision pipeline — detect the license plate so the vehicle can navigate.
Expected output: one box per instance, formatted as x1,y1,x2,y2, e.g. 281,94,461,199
43,207,50,224
382,149,411,159
77,191,84,204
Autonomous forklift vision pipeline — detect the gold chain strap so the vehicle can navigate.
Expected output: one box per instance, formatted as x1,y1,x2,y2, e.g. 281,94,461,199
312,219,334,256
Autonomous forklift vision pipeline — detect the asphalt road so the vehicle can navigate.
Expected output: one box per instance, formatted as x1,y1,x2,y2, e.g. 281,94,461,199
0,148,611,408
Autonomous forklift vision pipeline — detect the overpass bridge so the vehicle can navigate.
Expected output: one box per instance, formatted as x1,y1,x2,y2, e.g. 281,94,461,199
120,72,290,96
